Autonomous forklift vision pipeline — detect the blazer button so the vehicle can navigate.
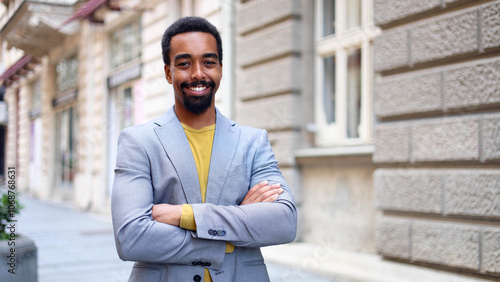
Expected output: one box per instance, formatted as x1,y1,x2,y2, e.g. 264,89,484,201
193,274,201,282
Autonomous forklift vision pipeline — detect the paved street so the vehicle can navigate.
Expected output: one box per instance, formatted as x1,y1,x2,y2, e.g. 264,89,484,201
17,195,337,282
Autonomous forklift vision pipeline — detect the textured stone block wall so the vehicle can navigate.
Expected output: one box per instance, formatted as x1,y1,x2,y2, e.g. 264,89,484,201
375,1,500,73
235,0,302,198
373,0,500,279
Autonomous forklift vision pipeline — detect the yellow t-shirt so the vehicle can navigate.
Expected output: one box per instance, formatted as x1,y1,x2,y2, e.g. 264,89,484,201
179,123,234,282
182,123,215,203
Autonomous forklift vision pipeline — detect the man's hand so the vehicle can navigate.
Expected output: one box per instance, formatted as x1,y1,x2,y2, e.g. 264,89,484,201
240,180,283,205
152,204,183,226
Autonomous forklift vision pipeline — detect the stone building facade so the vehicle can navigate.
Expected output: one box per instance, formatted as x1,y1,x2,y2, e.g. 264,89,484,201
234,0,500,279
373,0,500,279
234,0,381,259
0,0,498,280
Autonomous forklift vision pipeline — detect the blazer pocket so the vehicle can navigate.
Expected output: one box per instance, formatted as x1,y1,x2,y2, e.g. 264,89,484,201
226,163,247,177
129,265,162,281
243,259,265,267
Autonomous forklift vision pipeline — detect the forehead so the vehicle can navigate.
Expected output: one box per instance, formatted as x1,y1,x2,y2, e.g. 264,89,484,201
170,32,218,59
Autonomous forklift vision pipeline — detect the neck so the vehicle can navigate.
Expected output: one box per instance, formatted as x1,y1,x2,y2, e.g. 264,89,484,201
174,104,216,129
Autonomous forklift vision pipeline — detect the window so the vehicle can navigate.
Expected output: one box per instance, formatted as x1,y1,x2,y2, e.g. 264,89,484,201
54,107,78,190
30,78,42,118
107,85,136,196
54,55,79,191
31,78,42,109
56,55,78,93
315,0,379,146
120,87,134,129
110,18,142,69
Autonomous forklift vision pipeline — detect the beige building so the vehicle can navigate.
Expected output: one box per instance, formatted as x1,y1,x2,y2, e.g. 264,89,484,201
0,0,499,281
0,0,235,215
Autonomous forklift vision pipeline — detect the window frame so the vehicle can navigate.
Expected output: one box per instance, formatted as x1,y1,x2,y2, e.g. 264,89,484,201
54,105,79,191
314,0,379,147
55,55,78,94
109,17,142,71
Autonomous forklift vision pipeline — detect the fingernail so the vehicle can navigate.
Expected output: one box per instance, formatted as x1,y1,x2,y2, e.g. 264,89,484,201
272,183,281,188
279,188,283,193
260,180,269,185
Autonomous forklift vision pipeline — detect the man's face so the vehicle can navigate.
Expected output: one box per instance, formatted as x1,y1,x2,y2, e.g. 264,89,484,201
165,32,222,115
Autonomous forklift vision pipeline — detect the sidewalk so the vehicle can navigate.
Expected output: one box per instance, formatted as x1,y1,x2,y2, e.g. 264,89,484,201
17,195,133,282
17,195,338,282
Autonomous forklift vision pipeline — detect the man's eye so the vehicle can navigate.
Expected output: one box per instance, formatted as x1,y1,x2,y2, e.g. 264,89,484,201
177,62,190,67
205,61,216,65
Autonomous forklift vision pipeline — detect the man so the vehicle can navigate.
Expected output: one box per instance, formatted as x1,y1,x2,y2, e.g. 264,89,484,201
111,17,297,282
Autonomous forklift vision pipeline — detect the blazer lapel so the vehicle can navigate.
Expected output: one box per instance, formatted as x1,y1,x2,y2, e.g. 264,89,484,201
205,109,240,204
153,107,202,204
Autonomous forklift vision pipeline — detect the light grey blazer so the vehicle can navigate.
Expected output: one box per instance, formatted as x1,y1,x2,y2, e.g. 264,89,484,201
111,107,297,282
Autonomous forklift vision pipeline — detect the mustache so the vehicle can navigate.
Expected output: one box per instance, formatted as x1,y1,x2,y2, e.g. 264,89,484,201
181,80,215,89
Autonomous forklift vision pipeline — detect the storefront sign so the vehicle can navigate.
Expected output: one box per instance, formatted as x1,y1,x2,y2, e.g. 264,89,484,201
52,89,78,107
108,63,142,88
29,107,42,119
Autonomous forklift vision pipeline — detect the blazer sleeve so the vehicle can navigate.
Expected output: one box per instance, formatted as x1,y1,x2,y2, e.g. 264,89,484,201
111,127,226,269
191,129,298,248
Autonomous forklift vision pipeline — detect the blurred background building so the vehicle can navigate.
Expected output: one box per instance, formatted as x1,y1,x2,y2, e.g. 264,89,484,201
0,0,498,280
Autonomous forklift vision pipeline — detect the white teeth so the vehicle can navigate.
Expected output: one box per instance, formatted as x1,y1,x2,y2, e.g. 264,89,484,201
190,86,206,91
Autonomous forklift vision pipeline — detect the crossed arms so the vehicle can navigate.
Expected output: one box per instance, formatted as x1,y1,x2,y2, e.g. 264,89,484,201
152,180,284,226
111,127,297,269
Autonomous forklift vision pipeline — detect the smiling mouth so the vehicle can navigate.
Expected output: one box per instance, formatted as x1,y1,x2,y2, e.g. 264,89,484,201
189,86,208,92
182,80,215,95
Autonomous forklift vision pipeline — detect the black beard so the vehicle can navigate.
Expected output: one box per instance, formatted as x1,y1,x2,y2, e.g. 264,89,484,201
180,80,216,115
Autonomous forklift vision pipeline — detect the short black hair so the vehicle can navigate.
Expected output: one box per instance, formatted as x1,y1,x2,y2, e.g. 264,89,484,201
161,17,223,65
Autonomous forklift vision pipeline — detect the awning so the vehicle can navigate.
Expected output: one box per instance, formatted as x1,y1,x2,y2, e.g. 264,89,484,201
59,0,120,27
0,54,41,87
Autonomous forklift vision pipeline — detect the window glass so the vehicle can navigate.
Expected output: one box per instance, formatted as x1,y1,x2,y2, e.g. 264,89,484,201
122,87,134,128
346,0,361,30
54,107,78,189
322,0,335,37
56,56,78,93
323,55,336,124
346,48,361,138
31,79,42,109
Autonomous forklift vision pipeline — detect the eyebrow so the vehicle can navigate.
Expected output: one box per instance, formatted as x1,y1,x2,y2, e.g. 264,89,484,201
173,53,219,62
203,53,219,60
174,54,191,61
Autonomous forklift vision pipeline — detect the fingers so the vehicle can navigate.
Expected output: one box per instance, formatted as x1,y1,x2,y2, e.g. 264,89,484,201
246,180,269,198
240,180,268,205
255,184,283,203
240,181,284,205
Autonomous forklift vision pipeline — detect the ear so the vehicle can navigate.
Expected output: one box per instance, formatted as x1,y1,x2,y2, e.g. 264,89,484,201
164,64,172,84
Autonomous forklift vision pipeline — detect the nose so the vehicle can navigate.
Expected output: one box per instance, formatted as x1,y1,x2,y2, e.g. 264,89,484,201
191,62,205,80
